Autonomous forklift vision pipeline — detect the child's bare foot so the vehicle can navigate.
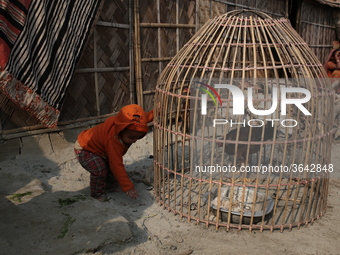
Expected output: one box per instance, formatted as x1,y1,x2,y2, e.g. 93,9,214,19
93,194,110,202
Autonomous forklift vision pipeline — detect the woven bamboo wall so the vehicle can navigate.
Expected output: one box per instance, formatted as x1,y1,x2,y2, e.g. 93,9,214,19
134,0,196,112
297,0,338,64
198,0,287,26
59,0,132,121
133,0,288,112
1,0,339,134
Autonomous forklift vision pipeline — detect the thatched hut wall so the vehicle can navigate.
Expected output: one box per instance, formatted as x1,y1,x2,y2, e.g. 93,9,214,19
135,0,196,111
198,0,287,24
61,0,132,120
296,0,338,65
0,0,339,137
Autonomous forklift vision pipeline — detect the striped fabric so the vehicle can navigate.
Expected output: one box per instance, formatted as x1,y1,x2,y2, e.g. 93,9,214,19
0,0,102,127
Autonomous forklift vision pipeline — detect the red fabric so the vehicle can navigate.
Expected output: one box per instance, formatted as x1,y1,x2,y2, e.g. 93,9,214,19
0,0,32,67
0,41,10,68
77,104,153,192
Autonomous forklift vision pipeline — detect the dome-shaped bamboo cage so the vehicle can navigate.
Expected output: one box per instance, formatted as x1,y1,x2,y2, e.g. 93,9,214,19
153,10,335,232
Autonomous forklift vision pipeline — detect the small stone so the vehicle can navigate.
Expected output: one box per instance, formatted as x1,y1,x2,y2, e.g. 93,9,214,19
176,237,183,243
170,245,177,250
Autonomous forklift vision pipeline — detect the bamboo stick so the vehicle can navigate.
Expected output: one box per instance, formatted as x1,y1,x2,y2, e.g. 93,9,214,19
142,90,156,95
301,20,335,29
285,0,289,19
140,23,195,28
176,0,179,55
195,0,199,32
308,45,333,48
134,0,143,108
129,0,136,104
93,27,100,116
141,57,173,62
96,20,130,29
75,67,130,73
0,113,113,137
157,0,161,78
0,113,154,140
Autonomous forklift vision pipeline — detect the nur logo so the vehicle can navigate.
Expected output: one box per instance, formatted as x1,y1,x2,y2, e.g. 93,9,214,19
197,83,312,116
196,82,222,115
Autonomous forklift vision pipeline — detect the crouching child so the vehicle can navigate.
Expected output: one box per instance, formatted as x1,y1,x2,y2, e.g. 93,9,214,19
74,104,153,202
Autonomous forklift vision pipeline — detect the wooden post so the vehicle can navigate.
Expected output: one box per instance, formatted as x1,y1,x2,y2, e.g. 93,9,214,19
93,27,100,116
134,0,143,108
157,0,161,76
333,9,340,41
129,0,136,104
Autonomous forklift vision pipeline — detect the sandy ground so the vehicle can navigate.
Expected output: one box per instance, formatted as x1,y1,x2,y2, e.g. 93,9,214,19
0,126,340,255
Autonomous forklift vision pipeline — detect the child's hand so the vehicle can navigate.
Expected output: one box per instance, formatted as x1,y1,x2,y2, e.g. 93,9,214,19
126,188,139,199
335,51,340,62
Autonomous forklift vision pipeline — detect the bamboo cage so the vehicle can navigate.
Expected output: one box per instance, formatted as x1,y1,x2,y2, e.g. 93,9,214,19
154,9,335,232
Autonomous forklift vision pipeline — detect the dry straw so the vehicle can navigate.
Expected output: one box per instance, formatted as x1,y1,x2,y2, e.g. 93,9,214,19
154,10,335,232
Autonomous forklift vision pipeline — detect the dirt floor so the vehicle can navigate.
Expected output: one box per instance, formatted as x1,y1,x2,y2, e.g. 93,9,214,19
0,126,339,255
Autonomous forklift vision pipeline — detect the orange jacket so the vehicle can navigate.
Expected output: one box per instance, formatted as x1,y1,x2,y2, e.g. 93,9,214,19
77,104,153,192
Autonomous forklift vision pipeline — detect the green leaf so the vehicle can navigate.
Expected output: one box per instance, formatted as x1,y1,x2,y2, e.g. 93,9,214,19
58,216,76,238
57,195,86,207
8,192,33,202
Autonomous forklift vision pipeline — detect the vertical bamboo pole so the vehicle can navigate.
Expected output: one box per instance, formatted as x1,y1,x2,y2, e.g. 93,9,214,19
134,0,143,108
93,27,100,116
295,0,302,34
157,0,161,75
176,0,179,54
129,0,136,104
285,0,289,19
195,0,199,32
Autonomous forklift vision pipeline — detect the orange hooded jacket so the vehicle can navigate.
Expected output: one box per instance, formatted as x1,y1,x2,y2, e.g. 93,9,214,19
77,104,153,192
